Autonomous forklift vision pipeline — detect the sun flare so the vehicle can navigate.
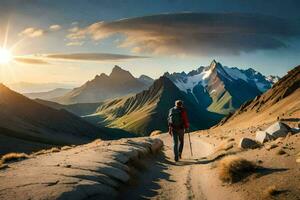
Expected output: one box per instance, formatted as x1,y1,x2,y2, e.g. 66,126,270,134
0,48,12,64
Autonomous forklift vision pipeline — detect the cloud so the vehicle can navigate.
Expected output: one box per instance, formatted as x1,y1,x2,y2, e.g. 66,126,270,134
66,41,84,46
19,27,45,38
68,13,300,55
44,53,148,61
14,57,49,65
49,24,61,31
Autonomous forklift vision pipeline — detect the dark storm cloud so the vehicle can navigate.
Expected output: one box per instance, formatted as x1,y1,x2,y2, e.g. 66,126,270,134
69,13,300,55
45,53,148,61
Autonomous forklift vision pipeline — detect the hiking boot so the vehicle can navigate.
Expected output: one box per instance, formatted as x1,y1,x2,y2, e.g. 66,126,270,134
179,153,182,159
174,157,179,162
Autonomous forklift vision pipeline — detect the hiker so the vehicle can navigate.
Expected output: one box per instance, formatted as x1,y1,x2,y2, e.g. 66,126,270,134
168,100,189,161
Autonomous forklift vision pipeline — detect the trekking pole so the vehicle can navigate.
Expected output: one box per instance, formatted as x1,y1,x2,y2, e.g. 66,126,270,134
187,131,193,157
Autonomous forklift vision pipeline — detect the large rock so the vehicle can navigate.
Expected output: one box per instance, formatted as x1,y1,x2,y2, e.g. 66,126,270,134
265,122,290,138
239,138,260,149
255,131,273,143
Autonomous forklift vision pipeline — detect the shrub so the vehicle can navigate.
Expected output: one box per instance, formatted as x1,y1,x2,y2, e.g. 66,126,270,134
1,153,29,163
218,155,257,183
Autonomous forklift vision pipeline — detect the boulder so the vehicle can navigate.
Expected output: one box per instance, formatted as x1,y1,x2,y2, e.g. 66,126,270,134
238,138,260,149
255,131,273,143
150,130,163,137
150,138,164,153
265,121,290,138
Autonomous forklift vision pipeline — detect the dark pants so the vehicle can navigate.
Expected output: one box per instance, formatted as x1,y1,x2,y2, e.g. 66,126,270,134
172,129,184,160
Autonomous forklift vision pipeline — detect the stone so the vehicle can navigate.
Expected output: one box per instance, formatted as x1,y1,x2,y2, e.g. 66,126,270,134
265,121,290,138
255,131,273,143
265,143,278,150
150,130,163,137
238,138,260,149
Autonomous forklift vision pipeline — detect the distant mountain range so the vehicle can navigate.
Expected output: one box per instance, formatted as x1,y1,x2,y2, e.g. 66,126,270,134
24,88,72,100
165,60,278,114
8,82,76,93
53,66,153,104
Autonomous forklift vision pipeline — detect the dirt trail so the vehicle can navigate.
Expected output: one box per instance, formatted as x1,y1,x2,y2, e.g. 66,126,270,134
119,133,242,200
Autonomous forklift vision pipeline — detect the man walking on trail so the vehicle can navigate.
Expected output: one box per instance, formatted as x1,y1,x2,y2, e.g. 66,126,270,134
168,100,189,162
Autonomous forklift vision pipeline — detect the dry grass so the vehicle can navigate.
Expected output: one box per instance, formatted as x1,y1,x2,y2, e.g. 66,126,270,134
150,130,163,137
218,155,258,183
1,153,29,163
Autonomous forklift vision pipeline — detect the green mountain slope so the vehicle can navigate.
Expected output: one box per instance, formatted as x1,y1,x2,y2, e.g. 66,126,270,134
86,76,223,135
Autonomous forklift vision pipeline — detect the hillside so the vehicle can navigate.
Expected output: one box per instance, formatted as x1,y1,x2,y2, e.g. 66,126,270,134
54,66,149,104
0,84,121,155
165,60,275,114
86,76,222,135
35,99,101,116
217,65,300,128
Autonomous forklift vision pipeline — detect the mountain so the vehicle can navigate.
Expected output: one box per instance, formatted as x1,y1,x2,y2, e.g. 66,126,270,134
165,60,275,114
84,76,223,135
54,65,148,104
8,82,75,93
0,84,129,154
266,75,280,84
138,75,154,86
217,65,300,127
24,88,72,100
35,99,101,116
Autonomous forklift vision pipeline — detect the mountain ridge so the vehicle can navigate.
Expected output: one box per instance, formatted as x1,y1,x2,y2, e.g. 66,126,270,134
165,60,275,114
53,65,149,104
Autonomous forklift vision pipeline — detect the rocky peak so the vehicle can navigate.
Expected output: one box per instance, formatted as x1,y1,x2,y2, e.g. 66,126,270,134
109,65,135,80
209,59,223,71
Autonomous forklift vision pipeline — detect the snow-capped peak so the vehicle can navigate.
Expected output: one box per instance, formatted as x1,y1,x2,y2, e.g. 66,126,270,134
165,60,277,94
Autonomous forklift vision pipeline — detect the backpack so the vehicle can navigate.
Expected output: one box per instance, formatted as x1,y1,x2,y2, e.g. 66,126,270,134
168,107,183,129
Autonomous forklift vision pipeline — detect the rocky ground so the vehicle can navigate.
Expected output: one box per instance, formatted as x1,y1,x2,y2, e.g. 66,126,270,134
117,118,299,200
0,137,163,200
0,120,299,200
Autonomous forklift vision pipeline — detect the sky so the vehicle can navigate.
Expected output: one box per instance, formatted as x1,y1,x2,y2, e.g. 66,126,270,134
0,0,300,86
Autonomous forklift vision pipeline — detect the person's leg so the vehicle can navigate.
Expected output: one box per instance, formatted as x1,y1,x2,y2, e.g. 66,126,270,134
178,129,184,158
172,132,179,161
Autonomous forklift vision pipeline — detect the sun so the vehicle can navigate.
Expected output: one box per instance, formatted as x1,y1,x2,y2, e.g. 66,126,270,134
0,48,12,64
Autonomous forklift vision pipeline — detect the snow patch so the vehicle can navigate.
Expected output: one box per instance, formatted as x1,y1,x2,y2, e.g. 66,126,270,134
174,68,212,93
223,66,248,81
